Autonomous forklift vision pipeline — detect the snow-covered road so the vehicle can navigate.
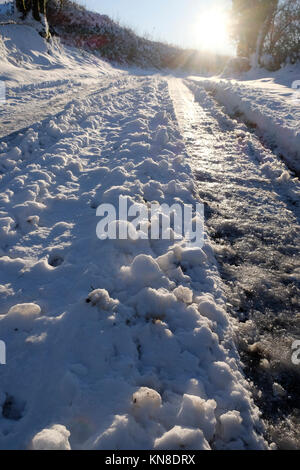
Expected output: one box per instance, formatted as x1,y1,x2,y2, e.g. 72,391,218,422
0,24,299,449
169,78,300,448
0,72,270,450
0,77,109,139
187,73,300,175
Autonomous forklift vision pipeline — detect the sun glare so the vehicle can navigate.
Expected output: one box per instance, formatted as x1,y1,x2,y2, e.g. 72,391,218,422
194,9,230,53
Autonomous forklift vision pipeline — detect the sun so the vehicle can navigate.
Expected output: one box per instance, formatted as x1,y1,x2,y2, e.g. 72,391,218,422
193,8,230,53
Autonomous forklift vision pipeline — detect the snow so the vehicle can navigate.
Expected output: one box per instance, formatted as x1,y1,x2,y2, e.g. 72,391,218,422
154,425,211,450
0,24,279,450
219,410,243,441
169,75,300,449
0,23,112,85
2,303,41,329
187,64,300,174
0,24,118,137
132,387,162,420
177,394,216,441
31,424,71,450
0,1,13,17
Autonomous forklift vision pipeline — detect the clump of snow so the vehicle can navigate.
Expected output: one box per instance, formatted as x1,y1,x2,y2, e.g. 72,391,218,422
0,1,13,17
31,424,71,450
219,410,243,442
1,303,41,329
132,387,162,420
86,289,118,311
154,425,210,450
272,382,286,398
173,286,193,304
177,394,216,442
174,246,207,267
120,254,166,288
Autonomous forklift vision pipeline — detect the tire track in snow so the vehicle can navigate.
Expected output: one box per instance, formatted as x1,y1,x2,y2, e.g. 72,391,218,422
169,77,300,449
187,76,300,177
0,75,144,192
0,75,129,139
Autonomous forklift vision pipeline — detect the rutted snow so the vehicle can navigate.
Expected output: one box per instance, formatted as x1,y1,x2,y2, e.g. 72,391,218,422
0,24,119,138
169,77,300,449
188,65,300,174
0,27,268,449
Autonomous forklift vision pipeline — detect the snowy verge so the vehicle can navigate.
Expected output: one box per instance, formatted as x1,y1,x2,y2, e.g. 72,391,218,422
0,24,122,137
187,66,300,174
0,24,116,87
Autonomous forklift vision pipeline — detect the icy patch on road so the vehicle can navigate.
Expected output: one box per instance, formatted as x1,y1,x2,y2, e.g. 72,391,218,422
169,77,300,449
188,74,300,175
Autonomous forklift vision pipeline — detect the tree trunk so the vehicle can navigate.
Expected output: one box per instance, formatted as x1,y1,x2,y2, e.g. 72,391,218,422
32,1,47,21
32,0,40,21
15,0,49,38
253,22,267,67
253,1,278,67
15,0,27,18
39,0,47,16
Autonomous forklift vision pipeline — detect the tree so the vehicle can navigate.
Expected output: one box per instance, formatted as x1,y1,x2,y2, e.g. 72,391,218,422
263,0,300,68
231,0,278,66
15,0,49,37
33,1,47,22
253,0,278,67
15,0,27,18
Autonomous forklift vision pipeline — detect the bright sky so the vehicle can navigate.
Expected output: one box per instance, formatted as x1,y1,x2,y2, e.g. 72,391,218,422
77,0,235,55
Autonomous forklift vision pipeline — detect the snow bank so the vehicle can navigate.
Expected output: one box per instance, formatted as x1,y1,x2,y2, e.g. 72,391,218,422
188,65,300,174
0,23,119,137
0,24,115,88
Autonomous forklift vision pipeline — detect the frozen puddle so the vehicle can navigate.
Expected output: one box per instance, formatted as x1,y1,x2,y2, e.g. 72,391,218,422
169,78,300,449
